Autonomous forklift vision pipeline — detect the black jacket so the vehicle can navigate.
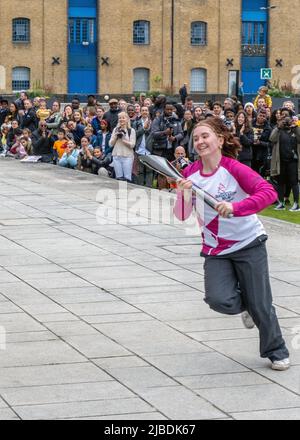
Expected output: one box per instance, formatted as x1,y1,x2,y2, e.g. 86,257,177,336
32,129,54,162
7,128,23,149
21,109,38,132
133,118,152,153
103,109,121,132
151,115,184,151
0,108,9,125
252,120,272,162
236,129,254,162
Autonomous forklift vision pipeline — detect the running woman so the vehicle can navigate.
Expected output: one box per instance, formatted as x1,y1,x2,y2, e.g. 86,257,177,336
174,117,290,371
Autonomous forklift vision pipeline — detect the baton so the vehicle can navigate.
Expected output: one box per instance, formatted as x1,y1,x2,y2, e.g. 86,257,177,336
139,155,233,218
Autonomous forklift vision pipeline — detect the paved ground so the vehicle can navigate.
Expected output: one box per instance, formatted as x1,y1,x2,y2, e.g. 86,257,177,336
0,158,300,420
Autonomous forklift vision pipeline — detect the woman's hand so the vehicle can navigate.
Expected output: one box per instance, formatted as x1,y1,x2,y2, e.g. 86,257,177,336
215,202,233,218
176,179,193,203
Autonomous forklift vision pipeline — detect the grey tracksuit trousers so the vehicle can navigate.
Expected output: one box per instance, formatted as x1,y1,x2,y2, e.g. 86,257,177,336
203,235,289,362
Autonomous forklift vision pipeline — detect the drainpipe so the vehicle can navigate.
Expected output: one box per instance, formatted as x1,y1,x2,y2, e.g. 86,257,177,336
171,0,174,89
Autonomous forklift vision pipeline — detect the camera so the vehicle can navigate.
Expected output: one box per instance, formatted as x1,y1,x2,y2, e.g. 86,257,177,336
165,118,174,131
174,157,189,170
117,128,126,138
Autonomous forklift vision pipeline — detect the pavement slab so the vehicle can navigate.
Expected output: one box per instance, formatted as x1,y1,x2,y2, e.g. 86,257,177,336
0,159,300,420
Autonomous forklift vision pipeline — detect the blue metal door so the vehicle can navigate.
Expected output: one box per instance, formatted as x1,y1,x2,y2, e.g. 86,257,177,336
68,17,97,94
241,21,268,94
241,0,268,94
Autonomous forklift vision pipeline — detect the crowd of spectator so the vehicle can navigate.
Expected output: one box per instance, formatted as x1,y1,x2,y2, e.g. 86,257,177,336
0,85,300,211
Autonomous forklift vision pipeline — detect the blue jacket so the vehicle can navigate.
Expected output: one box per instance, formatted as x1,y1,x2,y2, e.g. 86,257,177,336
91,117,102,135
96,131,112,155
59,149,79,169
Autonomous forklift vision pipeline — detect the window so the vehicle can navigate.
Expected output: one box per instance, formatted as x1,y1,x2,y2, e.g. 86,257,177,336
133,68,150,92
191,22,207,46
190,68,207,92
133,21,150,45
69,18,95,44
242,22,267,56
12,18,30,43
12,67,30,91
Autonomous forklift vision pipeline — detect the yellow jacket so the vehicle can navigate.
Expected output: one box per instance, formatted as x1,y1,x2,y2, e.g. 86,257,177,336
254,94,273,109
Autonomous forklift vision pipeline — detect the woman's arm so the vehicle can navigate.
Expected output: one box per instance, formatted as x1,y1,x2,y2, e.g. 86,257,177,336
269,127,280,143
229,161,277,217
109,128,118,147
46,113,62,129
122,129,136,149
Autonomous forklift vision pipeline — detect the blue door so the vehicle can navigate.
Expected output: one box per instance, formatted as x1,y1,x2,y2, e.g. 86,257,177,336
241,21,268,94
68,17,97,94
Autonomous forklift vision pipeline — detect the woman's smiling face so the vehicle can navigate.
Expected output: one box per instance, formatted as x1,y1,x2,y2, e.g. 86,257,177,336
193,125,223,158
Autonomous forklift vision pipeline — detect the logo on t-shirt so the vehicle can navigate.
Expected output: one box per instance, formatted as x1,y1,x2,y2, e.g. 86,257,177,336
215,183,237,202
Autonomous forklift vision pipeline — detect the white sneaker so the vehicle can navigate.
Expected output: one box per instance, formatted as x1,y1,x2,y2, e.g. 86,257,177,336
241,311,255,329
274,203,285,211
289,203,300,212
271,358,290,371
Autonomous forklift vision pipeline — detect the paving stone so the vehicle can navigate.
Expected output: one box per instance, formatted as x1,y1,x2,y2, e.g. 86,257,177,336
0,363,112,388
231,408,300,420
94,276,180,290
64,301,139,317
0,303,22,314
14,397,154,420
94,321,210,356
94,356,148,370
0,313,46,333
204,338,268,369
34,313,79,323
139,386,225,420
253,365,300,394
64,334,130,358
118,291,201,304
70,412,167,420
83,313,153,324
199,384,300,413
188,328,259,342
177,372,271,390
0,381,133,406
108,284,199,296
136,300,218,321
44,321,98,337
0,408,19,420
0,397,8,408
145,352,247,376
0,340,86,367
6,331,57,344
104,366,177,390
167,317,246,333
270,279,300,297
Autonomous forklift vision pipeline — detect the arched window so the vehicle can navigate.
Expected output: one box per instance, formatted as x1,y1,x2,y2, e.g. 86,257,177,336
12,18,30,43
190,68,207,92
133,68,150,92
191,22,207,46
133,21,150,45
12,67,30,91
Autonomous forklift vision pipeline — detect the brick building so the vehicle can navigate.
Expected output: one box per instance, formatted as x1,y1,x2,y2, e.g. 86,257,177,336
0,0,299,96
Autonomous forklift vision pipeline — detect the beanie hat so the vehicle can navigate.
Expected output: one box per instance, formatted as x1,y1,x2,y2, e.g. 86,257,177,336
244,102,255,110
